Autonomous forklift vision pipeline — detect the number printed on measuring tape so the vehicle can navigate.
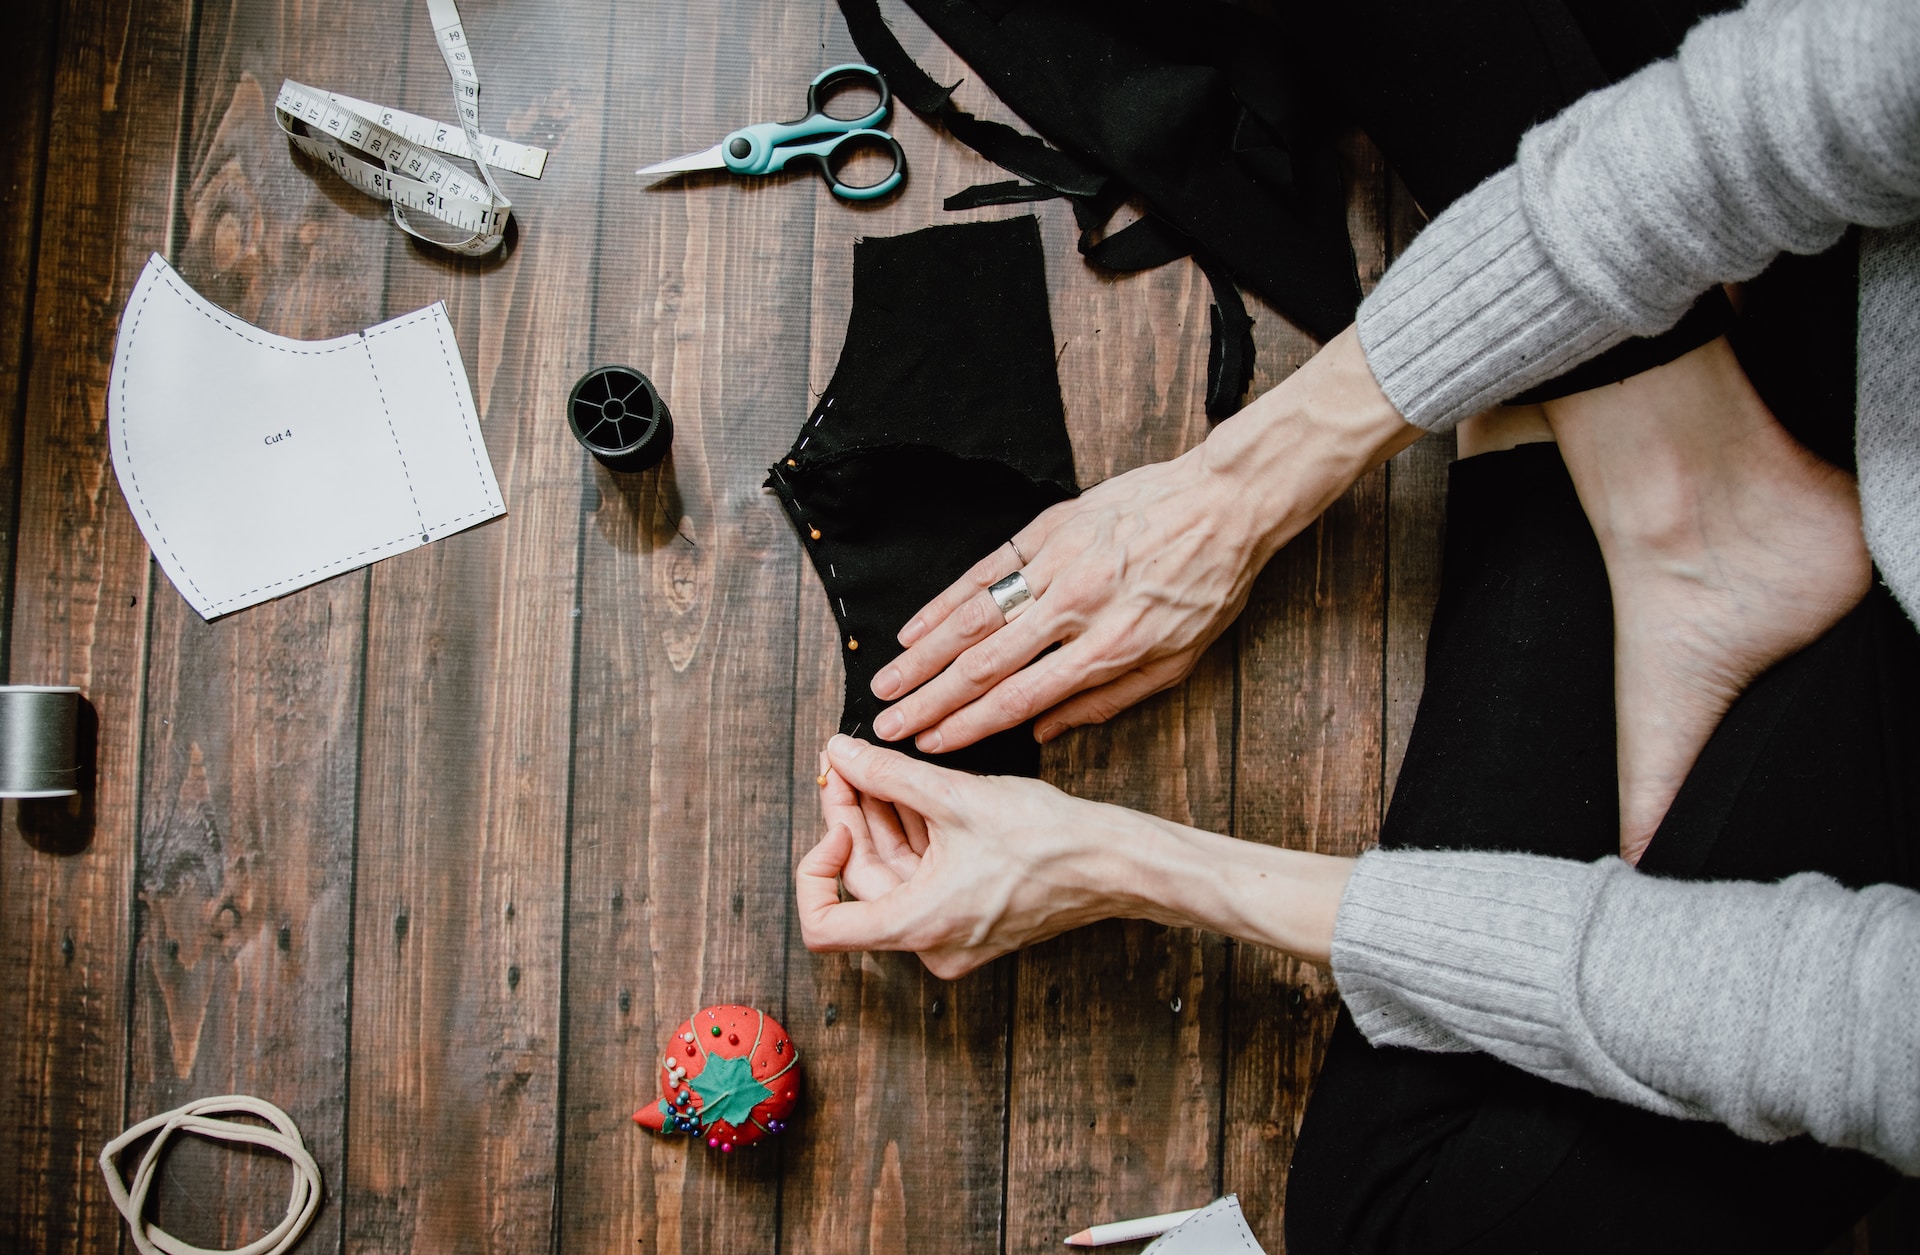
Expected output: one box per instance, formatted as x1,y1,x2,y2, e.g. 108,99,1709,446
272,0,546,256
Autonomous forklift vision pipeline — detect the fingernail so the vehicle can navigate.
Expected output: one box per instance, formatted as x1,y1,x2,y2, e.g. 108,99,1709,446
1036,722,1063,743
899,617,924,644
829,734,866,759
917,729,944,753
872,666,902,699
874,710,903,740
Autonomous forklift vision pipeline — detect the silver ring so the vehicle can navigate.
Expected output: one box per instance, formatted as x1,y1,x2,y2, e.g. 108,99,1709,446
988,570,1033,622
1008,538,1028,565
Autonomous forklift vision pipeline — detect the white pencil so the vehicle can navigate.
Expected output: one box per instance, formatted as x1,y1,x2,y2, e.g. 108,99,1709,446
1063,1207,1204,1246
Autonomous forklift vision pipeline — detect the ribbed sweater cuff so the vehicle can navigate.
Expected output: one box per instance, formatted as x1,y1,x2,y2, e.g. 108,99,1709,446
1355,169,1629,432
1330,848,1667,1107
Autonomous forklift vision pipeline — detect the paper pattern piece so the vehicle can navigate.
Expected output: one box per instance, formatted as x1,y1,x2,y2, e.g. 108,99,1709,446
1143,1196,1268,1254
109,253,504,619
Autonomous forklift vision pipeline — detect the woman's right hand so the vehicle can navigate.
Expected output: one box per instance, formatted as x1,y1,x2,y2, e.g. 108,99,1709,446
797,736,1356,977
799,736,1155,979
868,326,1424,755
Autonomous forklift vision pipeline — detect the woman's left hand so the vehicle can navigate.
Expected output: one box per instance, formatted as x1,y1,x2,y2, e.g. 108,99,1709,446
797,736,1152,978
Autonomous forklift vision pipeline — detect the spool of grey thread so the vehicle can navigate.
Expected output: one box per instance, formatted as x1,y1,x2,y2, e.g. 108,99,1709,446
0,686,83,798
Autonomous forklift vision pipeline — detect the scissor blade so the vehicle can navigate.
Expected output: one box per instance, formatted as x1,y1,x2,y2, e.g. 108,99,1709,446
637,143,727,177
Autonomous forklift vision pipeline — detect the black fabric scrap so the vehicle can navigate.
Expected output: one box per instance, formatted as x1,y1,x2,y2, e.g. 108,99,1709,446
766,216,1078,777
943,180,1065,210
838,0,1107,198
1198,255,1255,420
1077,213,1192,273
1071,213,1255,416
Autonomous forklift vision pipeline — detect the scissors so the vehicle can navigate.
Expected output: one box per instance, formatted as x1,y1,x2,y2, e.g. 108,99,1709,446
638,63,905,202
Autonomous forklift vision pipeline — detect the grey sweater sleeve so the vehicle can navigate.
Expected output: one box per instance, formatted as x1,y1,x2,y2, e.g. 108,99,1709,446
1358,0,1920,431
1331,848,1920,1175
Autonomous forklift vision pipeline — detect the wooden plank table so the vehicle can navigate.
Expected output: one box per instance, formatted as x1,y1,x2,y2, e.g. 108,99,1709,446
1,2,1910,1253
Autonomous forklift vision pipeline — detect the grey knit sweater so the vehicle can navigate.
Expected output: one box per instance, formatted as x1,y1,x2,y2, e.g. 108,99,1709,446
1334,0,1920,1175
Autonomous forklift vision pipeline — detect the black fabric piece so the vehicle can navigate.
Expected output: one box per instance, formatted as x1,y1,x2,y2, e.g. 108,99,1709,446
1072,206,1250,416
1077,213,1194,273
766,217,1077,777
1198,256,1255,419
1070,177,1129,234
1285,444,1917,1254
838,0,1107,198
1229,108,1296,196
943,179,1064,210
940,111,1110,197
1729,230,1862,473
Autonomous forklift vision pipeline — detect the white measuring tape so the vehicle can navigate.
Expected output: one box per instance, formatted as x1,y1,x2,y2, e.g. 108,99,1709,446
273,0,547,256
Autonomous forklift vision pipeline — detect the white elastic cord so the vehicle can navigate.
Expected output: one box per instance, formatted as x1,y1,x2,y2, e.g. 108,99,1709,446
100,1095,322,1255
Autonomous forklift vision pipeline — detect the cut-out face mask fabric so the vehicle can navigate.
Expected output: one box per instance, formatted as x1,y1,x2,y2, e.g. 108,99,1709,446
109,254,504,619
767,216,1078,776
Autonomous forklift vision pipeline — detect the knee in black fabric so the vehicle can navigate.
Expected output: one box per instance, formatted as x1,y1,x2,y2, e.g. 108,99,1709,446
1295,442,1916,1253
1293,1014,1896,1255
1380,443,1618,860
1285,1010,1597,1255
766,216,1078,777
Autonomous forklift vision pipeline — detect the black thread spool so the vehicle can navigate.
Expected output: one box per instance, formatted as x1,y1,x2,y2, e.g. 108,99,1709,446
0,685,82,798
568,366,673,472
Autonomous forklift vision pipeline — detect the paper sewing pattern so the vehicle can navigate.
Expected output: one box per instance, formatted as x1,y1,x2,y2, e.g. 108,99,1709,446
108,253,505,619
1143,1196,1268,1254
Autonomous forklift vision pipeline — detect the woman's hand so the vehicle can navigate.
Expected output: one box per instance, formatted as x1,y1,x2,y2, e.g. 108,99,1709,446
797,736,1156,978
796,736,1357,977
868,450,1265,754
868,327,1423,755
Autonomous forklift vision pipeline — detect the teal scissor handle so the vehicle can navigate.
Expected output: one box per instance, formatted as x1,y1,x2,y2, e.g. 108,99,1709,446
719,63,905,201
756,129,905,200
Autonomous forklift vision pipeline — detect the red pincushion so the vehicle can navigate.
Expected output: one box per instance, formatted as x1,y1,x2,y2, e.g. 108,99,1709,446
633,1004,801,1151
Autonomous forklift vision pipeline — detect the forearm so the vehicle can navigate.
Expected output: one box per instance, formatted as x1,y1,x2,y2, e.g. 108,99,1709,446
1094,807,1354,965
1363,0,1920,432
1333,848,1920,1174
1192,325,1422,569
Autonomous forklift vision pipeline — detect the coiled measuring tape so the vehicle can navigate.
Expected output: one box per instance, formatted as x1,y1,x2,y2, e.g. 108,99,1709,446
273,0,548,256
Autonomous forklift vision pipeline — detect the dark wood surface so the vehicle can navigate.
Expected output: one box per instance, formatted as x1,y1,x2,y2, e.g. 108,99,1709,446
1,2,1911,1253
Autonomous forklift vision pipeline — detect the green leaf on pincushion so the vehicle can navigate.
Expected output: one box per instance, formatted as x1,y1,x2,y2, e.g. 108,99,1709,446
692,1053,772,1129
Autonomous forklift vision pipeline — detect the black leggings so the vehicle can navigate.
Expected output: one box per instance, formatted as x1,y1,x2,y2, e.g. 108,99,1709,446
1284,443,1920,1254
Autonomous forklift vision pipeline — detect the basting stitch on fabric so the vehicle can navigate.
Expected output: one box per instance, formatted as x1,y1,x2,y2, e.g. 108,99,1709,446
767,216,1078,777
